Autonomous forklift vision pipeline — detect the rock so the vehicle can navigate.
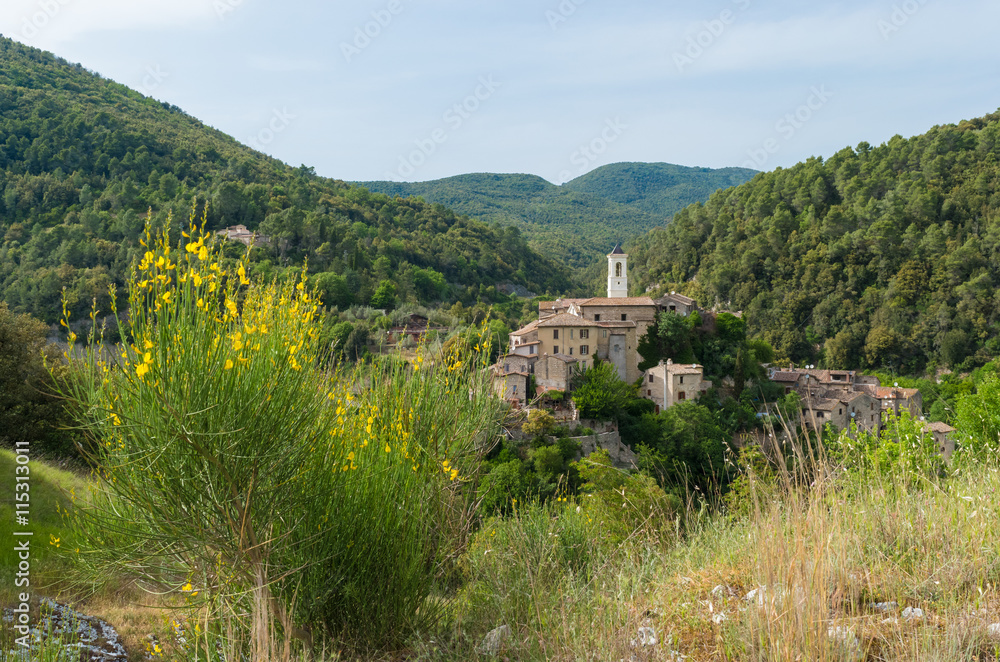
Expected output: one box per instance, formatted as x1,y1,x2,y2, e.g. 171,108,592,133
902,607,924,621
869,601,898,613
827,626,862,662
711,584,728,598
477,625,511,656
630,626,657,646
712,612,728,624
881,617,899,625
1,599,128,661
987,623,1000,640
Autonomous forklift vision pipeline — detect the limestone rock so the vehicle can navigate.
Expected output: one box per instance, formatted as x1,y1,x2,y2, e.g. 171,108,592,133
477,624,511,656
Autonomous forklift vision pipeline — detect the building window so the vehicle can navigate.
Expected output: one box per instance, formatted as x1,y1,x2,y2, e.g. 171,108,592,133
580,345,589,355
554,345,559,354
621,314,627,321
839,408,843,415
648,374,654,383
669,305,676,311
580,329,589,339
530,346,536,355
553,329,559,340
570,329,575,340
678,392,686,401
504,363,509,372
679,375,684,384
513,385,518,394
647,389,651,396
594,314,601,322
569,347,574,355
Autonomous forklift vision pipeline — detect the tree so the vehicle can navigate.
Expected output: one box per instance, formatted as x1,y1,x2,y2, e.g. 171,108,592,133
370,279,397,310
522,409,555,438
0,303,76,456
572,362,637,421
638,402,730,493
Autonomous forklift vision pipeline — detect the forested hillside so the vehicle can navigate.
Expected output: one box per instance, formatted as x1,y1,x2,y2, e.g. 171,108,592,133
0,36,571,326
629,111,1000,374
358,164,755,270
562,162,756,217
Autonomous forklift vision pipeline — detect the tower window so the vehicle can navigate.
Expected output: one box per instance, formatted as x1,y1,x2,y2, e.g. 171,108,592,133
615,262,622,277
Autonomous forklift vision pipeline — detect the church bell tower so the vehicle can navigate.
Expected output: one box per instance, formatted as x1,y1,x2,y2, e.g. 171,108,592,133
607,243,628,298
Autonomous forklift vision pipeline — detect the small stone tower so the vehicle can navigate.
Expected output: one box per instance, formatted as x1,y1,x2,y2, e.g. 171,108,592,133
607,243,628,298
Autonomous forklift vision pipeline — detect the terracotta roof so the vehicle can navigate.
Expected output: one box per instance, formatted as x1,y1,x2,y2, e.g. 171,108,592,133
510,319,540,336
649,362,703,375
771,371,802,382
657,292,696,306
872,386,921,399
514,340,540,346
579,297,657,307
547,353,578,363
537,313,602,328
801,398,840,411
539,298,587,311
926,421,955,433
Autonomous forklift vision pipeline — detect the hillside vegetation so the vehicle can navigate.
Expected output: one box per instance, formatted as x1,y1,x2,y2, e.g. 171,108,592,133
358,163,755,270
630,110,1000,374
563,161,757,216
0,36,571,327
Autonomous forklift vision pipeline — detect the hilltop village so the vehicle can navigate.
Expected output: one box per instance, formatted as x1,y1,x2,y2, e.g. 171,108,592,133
489,245,954,455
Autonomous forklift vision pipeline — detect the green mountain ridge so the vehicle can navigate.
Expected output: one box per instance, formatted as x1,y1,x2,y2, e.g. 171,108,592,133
628,110,1000,374
0,35,573,325
357,163,757,269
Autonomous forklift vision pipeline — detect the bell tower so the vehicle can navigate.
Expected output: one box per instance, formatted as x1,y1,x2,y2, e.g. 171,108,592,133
607,243,628,298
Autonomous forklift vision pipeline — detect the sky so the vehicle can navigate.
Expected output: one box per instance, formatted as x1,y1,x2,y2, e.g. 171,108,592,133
2,0,999,185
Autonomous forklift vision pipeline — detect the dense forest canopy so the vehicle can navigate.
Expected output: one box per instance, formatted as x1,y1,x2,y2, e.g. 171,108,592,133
0,36,572,326
629,110,1000,374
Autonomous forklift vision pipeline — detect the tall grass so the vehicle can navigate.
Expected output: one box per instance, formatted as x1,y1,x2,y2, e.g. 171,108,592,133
452,418,1000,661
56,211,505,658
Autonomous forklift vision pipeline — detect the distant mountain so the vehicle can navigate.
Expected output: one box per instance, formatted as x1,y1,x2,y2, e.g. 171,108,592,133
358,164,756,270
563,162,759,217
0,36,572,324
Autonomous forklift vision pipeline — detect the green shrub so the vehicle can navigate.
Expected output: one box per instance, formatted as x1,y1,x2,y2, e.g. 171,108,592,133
58,214,504,655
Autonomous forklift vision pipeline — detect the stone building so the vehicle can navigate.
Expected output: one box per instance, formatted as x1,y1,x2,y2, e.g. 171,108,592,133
641,360,713,412
924,421,957,460
499,244,665,393
655,292,698,317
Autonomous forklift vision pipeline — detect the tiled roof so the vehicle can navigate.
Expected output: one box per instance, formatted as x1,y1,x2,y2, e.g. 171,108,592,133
926,421,955,433
537,313,602,328
597,320,637,328
548,353,579,363
510,319,540,336
657,293,696,305
539,298,587,311
801,398,840,411
771,371,802,382
580,297,657,307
